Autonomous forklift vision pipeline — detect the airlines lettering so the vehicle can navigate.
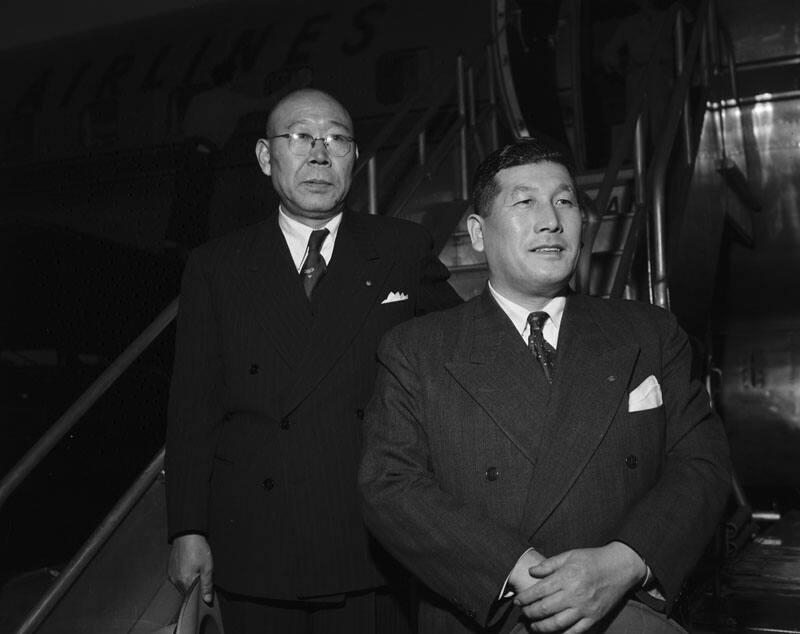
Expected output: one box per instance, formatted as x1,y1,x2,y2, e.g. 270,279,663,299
140,44,173,92
10,2,388,123
342,2,386,55
286,15,331,65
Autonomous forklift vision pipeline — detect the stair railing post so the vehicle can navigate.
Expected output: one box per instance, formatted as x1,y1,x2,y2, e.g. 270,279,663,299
487,44,499,150
700,24,710,88
418,131,427,165
634,113,649,301
708,0,720,70
468,66,477,129
368,156,378,214
675,9,693,166
651,160,670,310
457,55,469,200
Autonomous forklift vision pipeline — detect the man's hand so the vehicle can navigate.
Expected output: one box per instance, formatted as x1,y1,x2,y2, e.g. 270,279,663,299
513,542,647,633
168,533,214,604
507,548,546,594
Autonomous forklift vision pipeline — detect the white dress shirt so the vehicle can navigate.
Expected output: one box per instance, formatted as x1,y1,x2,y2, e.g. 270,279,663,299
488,282,566,349
278,206,343,272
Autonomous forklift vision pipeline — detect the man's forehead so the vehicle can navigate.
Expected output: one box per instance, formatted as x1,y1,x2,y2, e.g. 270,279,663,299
270,92,352,132
495,162,575,191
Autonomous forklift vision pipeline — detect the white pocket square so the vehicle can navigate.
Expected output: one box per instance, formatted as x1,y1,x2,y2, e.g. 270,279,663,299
381,291,409,304
628,375,663,412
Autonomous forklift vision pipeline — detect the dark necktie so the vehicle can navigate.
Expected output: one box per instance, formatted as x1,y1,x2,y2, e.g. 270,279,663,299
527,311,556,384
300,228,329,299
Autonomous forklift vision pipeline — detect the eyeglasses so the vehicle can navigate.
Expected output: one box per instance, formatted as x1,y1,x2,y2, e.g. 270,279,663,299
269,132,355,157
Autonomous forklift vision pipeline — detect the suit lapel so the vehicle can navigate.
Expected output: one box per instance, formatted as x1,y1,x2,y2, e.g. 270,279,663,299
279,212,394,416
445,291,549,466
237,216,312,369
520,294,640,534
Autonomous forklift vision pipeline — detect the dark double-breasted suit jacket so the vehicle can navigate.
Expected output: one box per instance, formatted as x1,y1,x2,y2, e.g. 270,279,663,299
165,209,461,599
359,289,731,633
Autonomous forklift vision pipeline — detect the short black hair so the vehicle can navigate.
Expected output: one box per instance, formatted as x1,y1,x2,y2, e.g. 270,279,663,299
471,138,577,217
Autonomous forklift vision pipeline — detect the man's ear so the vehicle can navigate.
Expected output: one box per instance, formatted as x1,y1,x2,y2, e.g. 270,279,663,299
255,138,272,176
466,213,485,252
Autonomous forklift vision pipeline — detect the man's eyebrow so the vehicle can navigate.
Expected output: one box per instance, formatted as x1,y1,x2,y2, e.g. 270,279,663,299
508,185,536,197
554,183,576,195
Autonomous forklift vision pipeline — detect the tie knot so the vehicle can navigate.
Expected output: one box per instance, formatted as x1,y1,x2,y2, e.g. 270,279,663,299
307,228,329,253
527,311,549,332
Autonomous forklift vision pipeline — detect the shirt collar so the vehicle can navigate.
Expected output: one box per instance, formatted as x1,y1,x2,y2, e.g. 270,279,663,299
488,281,566,349
278,206,343,272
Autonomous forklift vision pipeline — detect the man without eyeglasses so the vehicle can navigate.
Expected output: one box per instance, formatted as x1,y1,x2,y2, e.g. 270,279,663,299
166,88,461,633
359,138,731,633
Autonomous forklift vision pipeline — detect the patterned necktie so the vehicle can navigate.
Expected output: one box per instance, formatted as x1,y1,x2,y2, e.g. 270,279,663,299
527,311,556,384
300,228,329,299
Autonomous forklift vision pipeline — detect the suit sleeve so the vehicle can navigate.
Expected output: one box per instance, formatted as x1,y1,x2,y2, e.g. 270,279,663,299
165,252,226,539
359,328,528,627
613,311,731,609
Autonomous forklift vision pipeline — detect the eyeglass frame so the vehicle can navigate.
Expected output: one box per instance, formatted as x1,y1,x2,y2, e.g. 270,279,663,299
268,132,356,157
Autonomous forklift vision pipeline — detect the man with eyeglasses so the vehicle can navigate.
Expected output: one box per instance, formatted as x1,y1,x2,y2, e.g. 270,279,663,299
165,88,461,633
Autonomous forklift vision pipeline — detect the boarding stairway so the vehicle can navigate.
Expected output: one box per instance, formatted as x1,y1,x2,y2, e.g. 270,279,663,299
0,0,772,631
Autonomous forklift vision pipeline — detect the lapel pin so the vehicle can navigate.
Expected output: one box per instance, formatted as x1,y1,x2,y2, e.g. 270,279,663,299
607,375,616,382
365,280,373,286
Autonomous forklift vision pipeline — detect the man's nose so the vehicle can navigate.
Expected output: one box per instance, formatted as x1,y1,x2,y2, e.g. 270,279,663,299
308,138,331,164
534,204,562,232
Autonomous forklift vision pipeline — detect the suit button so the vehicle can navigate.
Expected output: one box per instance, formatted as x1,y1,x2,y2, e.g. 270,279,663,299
625,455,638,469
485,466,499,481
249,364,259,375
355,408,365,420
280,418,291,430
262,478,275,490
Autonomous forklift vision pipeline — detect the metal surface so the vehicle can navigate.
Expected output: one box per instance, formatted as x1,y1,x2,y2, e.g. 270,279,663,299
709,96,800,487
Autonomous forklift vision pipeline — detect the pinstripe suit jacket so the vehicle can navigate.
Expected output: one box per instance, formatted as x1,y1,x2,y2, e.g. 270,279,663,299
359,289,731,632
165,209,461,599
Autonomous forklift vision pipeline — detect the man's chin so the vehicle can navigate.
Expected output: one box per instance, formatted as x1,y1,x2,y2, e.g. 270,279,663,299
282,198,345,222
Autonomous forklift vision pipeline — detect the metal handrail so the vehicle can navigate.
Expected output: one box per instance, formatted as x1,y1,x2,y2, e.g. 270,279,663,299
650,0,711,308
375,78,458,189
13,449,166,634
353,40,489,178
579,4,678,297
605,0,737,305
0,298,179,511
386,112,469,218
589,4,679,231
357,46,494,219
